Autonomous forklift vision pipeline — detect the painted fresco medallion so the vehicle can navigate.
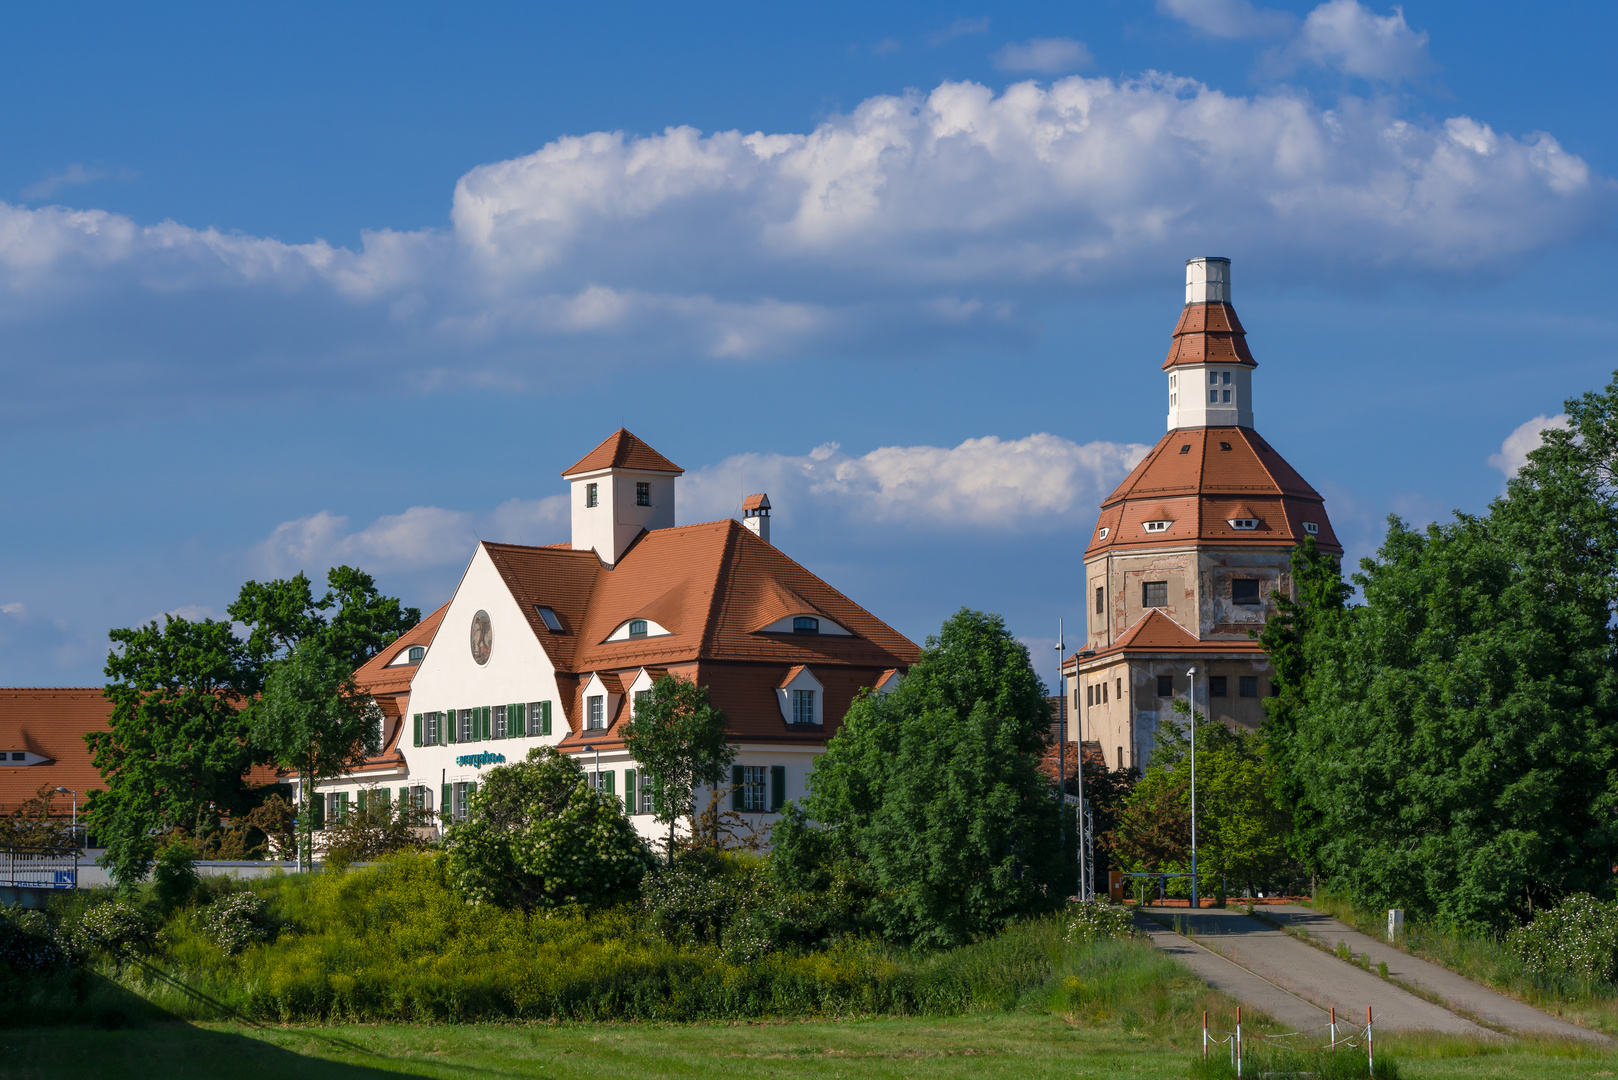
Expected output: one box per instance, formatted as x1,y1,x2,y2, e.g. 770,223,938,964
470,609,493,665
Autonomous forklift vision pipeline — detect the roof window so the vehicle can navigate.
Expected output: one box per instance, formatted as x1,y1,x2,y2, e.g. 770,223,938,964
535,606,565,632
1303,522,1320,535
1229,518,1259,530
628,619,648,638
1097,527,1110,541
1143,520,1173,533
408,646,425,664
793,616,820,635
1219,442,1232,452
1179,445,1191,455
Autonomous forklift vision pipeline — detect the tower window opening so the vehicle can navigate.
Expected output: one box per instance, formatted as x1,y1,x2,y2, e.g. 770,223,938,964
585,482,598,508
1142,581,1168,608
1094,586,1103,614
636,482,650,506
1232,579,1261,605
1303,521,1320,535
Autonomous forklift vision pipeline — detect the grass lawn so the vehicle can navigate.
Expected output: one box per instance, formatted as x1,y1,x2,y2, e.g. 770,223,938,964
1,1014,1614,1080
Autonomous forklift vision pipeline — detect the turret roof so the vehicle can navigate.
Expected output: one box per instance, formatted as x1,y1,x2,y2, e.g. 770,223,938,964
1163,302,1257,370
562,428,684,477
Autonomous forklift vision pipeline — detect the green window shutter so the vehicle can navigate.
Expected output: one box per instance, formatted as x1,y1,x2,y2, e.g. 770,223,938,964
310,792,324,831
413,713,422,747
448,710,458,744
357,790,367,815
511,703,521,739
378,788,390,808
466,782,477,812
398,786,409,808
541,701,552,736
482,705,491,740
771,765,786,811
603,771,615,798
338,792,350,823
732,765,744,811
441,784,452,820
624,769,636,813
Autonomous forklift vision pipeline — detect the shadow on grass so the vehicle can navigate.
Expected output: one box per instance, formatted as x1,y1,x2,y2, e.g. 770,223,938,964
0,967,430,1080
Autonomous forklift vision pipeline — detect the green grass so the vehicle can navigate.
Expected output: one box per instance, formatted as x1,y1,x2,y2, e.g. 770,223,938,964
0,1014,1612,1080
1309,891,1618,1036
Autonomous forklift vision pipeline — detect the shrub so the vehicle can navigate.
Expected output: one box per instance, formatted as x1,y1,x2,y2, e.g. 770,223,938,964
1063,900,1134,944
197,892,273,955
151,843,200,914
0,909,70,974
1507,893,1618,983
75,901,156,959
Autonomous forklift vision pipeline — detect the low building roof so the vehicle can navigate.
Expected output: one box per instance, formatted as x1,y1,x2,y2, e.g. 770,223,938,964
1063,610,1267,671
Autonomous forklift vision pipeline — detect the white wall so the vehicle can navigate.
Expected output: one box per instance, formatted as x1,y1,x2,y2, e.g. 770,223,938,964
568,467,677,565
1166,363,1254,431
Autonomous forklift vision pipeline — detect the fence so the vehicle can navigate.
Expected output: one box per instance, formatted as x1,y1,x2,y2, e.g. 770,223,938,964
1204,1005,1374,1077
0,849,78,890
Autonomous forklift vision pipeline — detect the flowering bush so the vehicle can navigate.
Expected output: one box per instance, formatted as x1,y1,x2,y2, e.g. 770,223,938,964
1508,894,1618,983
75,900,156,959
198,891,273,955
0,908,70,973
1064,900,1135,944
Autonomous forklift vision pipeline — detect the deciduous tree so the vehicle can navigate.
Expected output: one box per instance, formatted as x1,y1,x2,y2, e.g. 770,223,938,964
621,675,737,864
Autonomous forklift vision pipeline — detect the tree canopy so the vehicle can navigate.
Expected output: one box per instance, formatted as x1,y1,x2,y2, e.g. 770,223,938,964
805,607,1072,947
620,674,737,863
1266,373,1618,927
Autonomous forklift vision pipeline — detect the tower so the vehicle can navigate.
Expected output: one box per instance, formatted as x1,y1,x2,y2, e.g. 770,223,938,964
561,429,684,566
1063,258,1341,771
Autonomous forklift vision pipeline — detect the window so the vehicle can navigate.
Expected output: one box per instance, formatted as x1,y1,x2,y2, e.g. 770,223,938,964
634,689,651,715
1269,681,1281,697
1239,676,1258,698
460,709,476,741
1116,677,1122,698
535,606,564,632
628,619,648,638
1094,586,1103,614
1303,521,1320,535
1097,527,1109,540
1101,681,1108,704
1086,685,1093,707
587,695,605,730
1210,389,1220,403
1144,520,1171,533
1219,442,1232,452
1209,676,1228,698
1221,371,1230,384
530,700,551,736
423,711,439,745
792,688,815,725
494,705,507,739
1156,674,1173,697
1142,581,1168,607
792,616,819,634
408,645,424,663
585,482,599,508
1209,372,1218,385
639,771,655,813
1179,444,1191,455
1229,518,1259,530
1117,746,1124,768
1232,579,1261,605
636,482,650,506
453,782,470,822
1222,389,1231,403
742,766,767,811
10,752,23,762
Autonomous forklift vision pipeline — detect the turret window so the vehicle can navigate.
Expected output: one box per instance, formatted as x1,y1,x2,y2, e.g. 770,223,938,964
1232,579,1261,606
1144,520,1172,533
636,482,650,506
586,483,599,508
1303,522,1320,535
1142,581,1168,608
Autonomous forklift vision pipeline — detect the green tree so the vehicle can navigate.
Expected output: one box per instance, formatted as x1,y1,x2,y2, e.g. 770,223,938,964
1269,375,1618,927
87,615,260,888
806,608,1072,947
620,674,738,864
445,747,655,911
254,639,382,870
229,565,420,671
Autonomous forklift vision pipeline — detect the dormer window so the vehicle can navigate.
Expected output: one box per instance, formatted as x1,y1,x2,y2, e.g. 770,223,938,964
535,606,565,632
1097,527,1110,540
587,696,605,730
1229,518,1259,530
793,617,819,635
586,483,599,508
408,646,424,664
1303,522,1320,535
1144,520,1172,533
628,619,648,638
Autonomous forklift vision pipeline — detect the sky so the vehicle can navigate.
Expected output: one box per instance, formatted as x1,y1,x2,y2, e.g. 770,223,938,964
2,0,1614,686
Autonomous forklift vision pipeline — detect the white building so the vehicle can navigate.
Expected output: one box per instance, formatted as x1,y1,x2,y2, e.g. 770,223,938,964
299,429,918,844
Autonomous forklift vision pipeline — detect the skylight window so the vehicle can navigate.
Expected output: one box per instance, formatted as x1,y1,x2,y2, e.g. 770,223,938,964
1219,442,1232,452
1178,445,1190,455
535,606,565,632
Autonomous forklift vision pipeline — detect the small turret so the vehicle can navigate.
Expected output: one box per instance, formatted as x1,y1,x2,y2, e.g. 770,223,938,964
741,493,771,545
1164,257,1256,432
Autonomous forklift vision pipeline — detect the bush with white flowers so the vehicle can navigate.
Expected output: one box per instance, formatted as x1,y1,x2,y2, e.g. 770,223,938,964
1064,899,1135,944
199,891,273,955
1508,893,1618,983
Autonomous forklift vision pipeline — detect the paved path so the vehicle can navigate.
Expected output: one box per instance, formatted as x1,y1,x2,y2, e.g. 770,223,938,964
1261,904,1611,1044
1141,908,1491,1036
1133,913,1330,1032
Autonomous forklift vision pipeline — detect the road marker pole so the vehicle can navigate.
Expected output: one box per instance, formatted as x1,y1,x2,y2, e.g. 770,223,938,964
1330,1006,1336,1049
1202,1011,1207,1059
1236,1005,1242,1079
1367,1005,1373,1076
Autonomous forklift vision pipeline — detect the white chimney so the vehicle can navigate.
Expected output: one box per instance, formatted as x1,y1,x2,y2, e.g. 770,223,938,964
1184,256,1231,305
741,493,771,545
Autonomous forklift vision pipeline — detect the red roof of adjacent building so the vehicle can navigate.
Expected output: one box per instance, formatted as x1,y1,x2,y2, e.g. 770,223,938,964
1162,302,1257,370
1085,427,1340,557
1062,610,1267,670
562,428,684,477
351,602,448,699
0,688,110,812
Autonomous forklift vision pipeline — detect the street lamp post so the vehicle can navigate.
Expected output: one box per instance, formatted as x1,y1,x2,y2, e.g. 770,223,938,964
582,744,600,791
54,787,78,848
1185,667,1199,912
1055,619,1065,865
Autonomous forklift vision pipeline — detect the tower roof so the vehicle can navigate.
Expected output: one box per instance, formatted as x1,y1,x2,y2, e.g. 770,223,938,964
1162,302,1257,371
1086,427,1340,557
562,429,684,477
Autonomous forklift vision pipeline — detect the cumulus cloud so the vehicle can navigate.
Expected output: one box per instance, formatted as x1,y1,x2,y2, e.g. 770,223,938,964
1158,0,1294,39
254,496,568,576
0,68,1608,407
1488,413,1570,477
1287,0,1433,82
680,433,1149,530
0,601,25,617
992,37,1093,74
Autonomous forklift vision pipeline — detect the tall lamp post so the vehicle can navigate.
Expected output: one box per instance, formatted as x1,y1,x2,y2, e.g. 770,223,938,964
1184,667,1199,912
582,744,600,791
54,787,78,842
1055,619,1065,863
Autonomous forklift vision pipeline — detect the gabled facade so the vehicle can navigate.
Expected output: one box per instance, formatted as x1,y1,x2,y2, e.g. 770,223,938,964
320,429,919,841
1063,259,1341,772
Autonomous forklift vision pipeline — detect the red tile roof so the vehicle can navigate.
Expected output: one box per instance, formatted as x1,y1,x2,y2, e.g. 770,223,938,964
562,429,684,477
741,493,770,512
0,688,110,812
351,603,448,699
1162,302,1257,370
1062,609,1266,669
1086,427,1340,557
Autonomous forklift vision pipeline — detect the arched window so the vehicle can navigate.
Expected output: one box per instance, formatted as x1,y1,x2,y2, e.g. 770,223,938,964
792,617,819,634
408,646,424,664
629,619,648,638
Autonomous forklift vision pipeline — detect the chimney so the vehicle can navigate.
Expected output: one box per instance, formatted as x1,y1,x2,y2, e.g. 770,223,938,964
741,493,771,545
1184,256,1231,305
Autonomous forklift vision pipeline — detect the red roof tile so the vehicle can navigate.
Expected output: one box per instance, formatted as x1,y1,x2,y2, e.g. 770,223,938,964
351,603,449,699
1162,302,1257,370
1062,609,1266,669
562,429,684,477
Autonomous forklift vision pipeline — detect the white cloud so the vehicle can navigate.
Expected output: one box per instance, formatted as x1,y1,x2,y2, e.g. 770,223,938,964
0,602,25,618
1488,413,1570,477
1288,0,1433,82
929,17,990,46
992,37,1093,75
0,68,1606,403
252,496,569,576
1158,0,1294,39
680,434,1149,530
21,165,111,201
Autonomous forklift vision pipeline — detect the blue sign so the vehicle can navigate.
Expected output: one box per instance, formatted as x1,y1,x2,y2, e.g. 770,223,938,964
53,871,75,889
455,752,506,769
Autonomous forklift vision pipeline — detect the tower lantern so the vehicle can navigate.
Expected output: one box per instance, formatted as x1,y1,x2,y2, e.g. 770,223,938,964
1165,257,1255,432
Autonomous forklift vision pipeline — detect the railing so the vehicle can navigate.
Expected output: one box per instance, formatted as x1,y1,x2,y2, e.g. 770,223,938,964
0,849,79,890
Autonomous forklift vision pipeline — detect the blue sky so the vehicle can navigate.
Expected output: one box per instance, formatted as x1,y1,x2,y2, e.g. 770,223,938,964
2,0,1613,685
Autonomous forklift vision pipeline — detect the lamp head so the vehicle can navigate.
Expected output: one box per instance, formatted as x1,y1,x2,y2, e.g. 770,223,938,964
1186,666,1197,676
581,744,593,754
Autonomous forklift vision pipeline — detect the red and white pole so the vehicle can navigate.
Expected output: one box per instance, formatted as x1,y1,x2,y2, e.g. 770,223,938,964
1236,1005,1243,1079
1367,1005,1374,1076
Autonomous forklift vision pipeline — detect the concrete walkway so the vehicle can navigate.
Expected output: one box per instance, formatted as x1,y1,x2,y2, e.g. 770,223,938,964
1141,908,1491,1036
1261,904,1611,1044
1133,913,1330,1032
